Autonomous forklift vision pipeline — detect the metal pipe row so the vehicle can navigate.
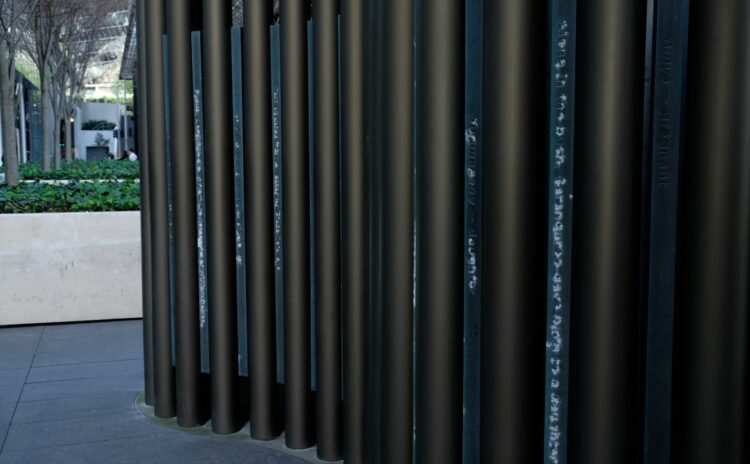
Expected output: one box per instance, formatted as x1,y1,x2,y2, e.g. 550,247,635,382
136,1,750,462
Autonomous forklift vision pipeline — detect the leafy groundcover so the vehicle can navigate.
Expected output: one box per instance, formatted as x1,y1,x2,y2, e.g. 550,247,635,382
17,160,140,181
0,181,141,214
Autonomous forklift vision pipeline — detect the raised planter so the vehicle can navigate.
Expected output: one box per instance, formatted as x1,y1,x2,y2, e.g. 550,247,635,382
0,211,142,326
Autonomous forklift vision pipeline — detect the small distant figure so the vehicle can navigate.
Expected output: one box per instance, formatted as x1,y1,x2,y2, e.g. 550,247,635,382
107,152,115,160
128,149,138,162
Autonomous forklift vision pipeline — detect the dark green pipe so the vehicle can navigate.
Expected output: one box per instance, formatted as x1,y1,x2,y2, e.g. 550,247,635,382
145,0,176,419
312,0,342,460
480,1,548,461
280,0,315,449
414,0,464,463
340,0,366,462
671,1,750,462
242,0,281,441
569,1,647,462
203,0,241,434
136,0,155,408
363,1,384,462
166,0,206,428
373,0,414,461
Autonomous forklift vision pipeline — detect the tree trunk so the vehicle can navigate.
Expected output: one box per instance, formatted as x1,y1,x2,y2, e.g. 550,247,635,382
65,119,73,162
0,45,18,186
41,85,51,171
54,114,61,169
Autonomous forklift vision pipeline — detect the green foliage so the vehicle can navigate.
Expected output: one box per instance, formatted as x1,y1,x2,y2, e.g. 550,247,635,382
18,160,140,181
82,120,117,130
84,96,133,105
94,133,110,147
0,181,141,214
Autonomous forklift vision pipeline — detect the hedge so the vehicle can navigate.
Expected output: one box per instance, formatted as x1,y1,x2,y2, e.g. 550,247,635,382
16,160,140,181
0,181,140,214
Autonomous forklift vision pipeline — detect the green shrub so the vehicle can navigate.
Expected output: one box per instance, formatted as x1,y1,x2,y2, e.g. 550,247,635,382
18,160,140,181
94,133,110,147
81,119,116,130
84,96,133,105
0,181,141,214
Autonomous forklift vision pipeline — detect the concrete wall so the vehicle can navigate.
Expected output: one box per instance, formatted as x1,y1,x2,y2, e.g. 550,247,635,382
77,130,115,160
75,102,120,159
0,212,142,326
79,102,119,125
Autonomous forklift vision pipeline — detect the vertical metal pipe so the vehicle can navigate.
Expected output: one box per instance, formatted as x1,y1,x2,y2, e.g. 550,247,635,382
166,0,206,428
280,0,315,449
363,0,384,461
414,0,464,463
543,2,577,463
671,1,750,462
231,26,249,381
340,0,365,462
312,0,342,460
636,4,656,459
480,1,548,461
145,0,177,419
191,31,211,375
642,0,689,462
136,0,155,407
203,0,241,434
242,0,280,441
270,24,285,386
569,1,646,462
462,1,482,462
372,0,414,461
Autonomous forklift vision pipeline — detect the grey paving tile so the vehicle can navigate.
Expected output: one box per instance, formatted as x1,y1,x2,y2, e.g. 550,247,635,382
0,402,15,429
0,447,90,464
0,386,22,406
0,355,32,371
0,433,174,464
0,327,43,350
0,370,26,387
42,320,141,339
0,432,311,464
12,392,139,425
19,373,143,403
31,347,142,368
0,329,42,369
131,433,312,464
37,321,141,351
2,411,169,451
35,339,142,356
26,360,143,384
35,337,142,355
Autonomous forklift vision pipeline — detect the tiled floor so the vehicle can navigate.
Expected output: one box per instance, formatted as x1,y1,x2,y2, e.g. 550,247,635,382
0,320,311,464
